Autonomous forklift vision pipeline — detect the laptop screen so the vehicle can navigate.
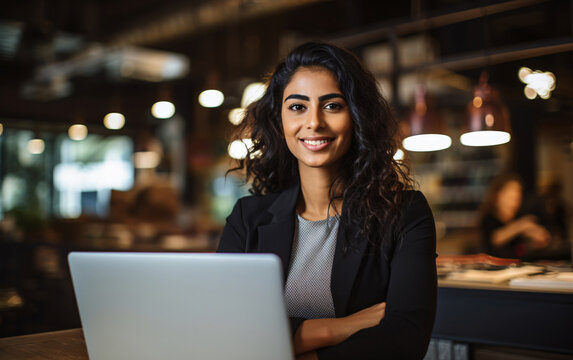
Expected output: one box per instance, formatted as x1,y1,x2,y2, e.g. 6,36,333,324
69,252,294,360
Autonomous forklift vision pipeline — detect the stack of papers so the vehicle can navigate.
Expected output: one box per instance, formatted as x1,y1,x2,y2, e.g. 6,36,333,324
445,265,544,284
509,272,573,289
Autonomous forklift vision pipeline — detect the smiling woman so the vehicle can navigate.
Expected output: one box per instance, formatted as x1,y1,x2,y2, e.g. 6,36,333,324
219,42,437,360
281,67,353,177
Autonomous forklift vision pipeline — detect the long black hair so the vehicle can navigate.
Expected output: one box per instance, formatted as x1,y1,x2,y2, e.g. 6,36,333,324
229,41,412,249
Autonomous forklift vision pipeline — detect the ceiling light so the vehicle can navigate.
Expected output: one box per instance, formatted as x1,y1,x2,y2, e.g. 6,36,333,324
227,139,262,159
402,85,451,152
104,112,125,130
198,89,224,108
68,124,88,141
241,82,266,108
228,108,246,125
403,134,452,152
393,149,404,161
107,46,190,82
28,139,45,154
460,131,510,147
228,139,251,160
461,72,511,147
523,86,537,100
151,101,175,119
518,67,556,100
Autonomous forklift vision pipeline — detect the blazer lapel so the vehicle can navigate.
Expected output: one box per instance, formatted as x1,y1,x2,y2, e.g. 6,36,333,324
257,184,299,281
331,219,368,317
255,182,369,313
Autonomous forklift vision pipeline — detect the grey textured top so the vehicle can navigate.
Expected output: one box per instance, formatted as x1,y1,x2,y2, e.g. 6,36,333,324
284,214,339,319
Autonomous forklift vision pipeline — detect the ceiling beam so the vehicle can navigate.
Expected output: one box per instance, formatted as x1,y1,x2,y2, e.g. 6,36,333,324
331,0,549,47
109,0,328,47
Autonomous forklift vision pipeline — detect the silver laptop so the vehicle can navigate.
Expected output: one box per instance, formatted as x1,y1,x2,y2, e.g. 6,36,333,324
68,252,294,360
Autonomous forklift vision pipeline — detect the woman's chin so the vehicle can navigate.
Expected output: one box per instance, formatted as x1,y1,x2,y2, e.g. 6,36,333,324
298,158,341,171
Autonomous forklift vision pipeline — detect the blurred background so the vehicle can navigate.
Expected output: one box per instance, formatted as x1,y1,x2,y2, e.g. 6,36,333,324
0,0,572,341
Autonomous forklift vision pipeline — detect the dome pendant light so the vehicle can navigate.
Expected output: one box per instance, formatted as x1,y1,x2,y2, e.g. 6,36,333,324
460,72,511,147
402,85,451,152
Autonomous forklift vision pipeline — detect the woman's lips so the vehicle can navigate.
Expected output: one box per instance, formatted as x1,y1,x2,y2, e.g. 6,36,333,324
299,138,333,151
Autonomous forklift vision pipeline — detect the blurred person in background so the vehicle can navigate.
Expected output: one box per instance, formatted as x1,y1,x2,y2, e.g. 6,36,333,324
478,173,551,259
218,42,437,360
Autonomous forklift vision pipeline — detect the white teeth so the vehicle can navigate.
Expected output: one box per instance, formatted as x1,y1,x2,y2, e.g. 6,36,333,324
302,139,329,145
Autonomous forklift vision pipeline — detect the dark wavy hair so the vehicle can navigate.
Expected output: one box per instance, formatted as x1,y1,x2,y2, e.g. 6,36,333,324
229,41,412,249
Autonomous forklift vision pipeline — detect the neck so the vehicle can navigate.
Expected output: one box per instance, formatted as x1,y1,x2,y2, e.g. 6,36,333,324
496,209,515,223
297,165,342,221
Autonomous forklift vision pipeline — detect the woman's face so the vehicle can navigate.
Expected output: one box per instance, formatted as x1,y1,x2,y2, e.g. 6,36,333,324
281,67,353,172
496,180,523,220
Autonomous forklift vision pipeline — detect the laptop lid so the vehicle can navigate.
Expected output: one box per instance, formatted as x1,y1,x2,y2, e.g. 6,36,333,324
68,252,294,360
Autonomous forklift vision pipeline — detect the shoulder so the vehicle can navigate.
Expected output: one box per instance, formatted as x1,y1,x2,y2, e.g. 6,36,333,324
232,191,282,214
391,190,436,253
226,187,294,227
394,190,435,236
400,190,432,218
400,189,427,204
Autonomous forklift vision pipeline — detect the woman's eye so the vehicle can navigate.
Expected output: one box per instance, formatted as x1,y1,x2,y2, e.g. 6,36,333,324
324,102,343,111
288,104,305,111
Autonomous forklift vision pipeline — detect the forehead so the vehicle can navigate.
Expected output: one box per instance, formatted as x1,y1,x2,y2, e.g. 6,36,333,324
500,180,522,193
283,67,341,97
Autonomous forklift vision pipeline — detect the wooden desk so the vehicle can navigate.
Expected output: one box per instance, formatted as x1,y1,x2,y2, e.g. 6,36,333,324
0,329,87,360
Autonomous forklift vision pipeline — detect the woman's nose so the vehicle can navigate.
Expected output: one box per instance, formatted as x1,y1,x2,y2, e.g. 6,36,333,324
305,107,323,130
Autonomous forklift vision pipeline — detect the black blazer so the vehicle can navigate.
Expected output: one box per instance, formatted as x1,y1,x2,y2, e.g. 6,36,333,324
218,183,437,360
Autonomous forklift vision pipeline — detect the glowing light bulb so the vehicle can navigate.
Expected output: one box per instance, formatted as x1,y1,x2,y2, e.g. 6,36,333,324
228,108,246,125
241,82,266,107
460,131,510,147
228,139,251,159
68,124,88,141
151,101,175,119
524,86,537,100
198,89,224,108
402,134,452,152
28,139,45,154
104,112,125,130
484,114,495,127
394,149,404,161
518,67,532,83
518,67,556,100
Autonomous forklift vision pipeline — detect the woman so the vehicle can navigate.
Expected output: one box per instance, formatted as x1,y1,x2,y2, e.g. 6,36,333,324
218,42,437,359
479,173,551,259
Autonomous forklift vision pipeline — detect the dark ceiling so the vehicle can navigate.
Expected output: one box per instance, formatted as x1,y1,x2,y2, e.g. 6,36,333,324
0,0,572,136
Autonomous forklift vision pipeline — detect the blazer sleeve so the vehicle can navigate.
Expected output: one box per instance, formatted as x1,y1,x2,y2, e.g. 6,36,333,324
217,198,247,253
317,191,438,360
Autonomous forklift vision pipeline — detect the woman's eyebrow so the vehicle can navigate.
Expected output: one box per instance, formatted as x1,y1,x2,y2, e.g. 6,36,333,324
284,93,345,103
284,94,309,102
318,93,345,102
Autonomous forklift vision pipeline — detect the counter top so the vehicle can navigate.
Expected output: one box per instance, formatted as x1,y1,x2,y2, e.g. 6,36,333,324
0,328,87,360
439,278,573,294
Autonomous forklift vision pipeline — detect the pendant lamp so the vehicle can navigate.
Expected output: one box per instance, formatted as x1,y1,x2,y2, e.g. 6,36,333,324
460,72,511,147
402,84,451,152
